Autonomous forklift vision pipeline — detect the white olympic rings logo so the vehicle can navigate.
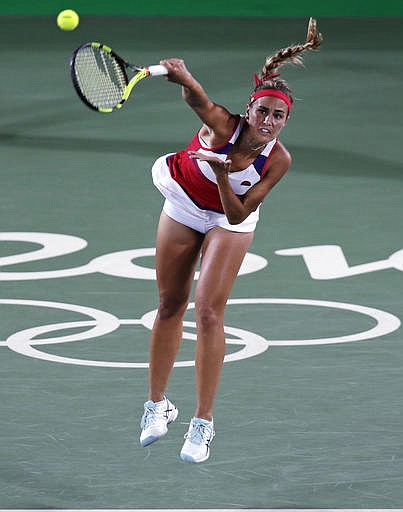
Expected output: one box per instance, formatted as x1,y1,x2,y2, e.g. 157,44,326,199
0,298,400,368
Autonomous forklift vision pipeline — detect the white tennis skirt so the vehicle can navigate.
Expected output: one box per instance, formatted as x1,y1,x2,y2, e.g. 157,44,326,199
151,154,259,234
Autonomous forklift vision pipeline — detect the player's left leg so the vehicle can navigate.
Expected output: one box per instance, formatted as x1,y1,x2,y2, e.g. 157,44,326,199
180,227,253,463
194,226,254,420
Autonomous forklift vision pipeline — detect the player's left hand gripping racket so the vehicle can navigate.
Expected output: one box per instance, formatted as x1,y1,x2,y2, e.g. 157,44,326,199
70,42,168,113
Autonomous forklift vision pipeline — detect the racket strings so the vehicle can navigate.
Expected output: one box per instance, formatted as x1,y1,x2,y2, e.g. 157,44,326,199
73,46,127,109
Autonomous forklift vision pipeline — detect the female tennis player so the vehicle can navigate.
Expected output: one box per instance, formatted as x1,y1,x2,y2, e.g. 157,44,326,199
140,18,322,463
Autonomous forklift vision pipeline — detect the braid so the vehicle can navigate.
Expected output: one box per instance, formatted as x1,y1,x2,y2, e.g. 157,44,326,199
259,17,322,80
251,18,322,110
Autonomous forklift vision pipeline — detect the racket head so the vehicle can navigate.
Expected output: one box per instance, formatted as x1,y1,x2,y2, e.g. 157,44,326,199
70,42,130,113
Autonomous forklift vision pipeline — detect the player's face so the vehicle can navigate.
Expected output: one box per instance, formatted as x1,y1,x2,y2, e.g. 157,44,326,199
246,97,289,141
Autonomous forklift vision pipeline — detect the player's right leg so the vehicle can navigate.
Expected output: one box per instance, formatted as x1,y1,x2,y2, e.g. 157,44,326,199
140,212,203,446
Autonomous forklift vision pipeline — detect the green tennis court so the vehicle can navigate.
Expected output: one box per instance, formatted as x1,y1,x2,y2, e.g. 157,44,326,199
1,13,403,510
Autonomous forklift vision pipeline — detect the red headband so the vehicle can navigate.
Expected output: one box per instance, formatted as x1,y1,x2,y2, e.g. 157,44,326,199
249,89,292,113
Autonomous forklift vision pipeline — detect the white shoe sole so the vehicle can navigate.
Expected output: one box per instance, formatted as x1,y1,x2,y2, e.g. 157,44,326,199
180,449,210,464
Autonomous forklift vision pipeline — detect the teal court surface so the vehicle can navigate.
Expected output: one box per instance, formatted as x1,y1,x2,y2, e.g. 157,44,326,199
1,15,403,510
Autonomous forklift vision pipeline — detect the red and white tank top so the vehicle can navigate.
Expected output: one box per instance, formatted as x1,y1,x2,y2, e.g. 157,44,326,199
166,116,278,213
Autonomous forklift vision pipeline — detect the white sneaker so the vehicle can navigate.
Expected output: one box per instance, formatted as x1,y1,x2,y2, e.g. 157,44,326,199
180,417,215,463
139,397,178,447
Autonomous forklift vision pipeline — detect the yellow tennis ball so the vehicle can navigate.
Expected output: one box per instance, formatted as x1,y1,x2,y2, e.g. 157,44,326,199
57,9,79,31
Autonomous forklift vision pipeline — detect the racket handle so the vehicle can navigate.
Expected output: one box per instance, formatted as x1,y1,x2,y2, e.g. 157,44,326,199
147,65,168,77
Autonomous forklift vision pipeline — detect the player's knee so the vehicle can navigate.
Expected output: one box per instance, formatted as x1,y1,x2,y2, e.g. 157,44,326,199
157,295,188,321
195,304,222,332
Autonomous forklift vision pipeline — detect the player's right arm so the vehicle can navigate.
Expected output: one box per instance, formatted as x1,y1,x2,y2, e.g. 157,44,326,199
160,58,238,145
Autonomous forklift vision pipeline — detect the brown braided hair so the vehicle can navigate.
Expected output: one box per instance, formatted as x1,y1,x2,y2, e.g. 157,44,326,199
253,18,323,108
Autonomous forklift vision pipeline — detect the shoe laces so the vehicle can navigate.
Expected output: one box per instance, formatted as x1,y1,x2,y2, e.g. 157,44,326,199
185,421,214,445
141,399,171,429
141,404,159,429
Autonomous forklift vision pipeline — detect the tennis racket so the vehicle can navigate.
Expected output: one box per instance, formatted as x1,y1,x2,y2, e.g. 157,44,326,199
70,42,168,113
